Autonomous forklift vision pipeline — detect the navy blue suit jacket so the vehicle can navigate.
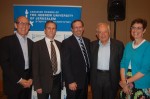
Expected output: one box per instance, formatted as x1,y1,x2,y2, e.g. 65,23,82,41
61,35,91,89
0,34,33,95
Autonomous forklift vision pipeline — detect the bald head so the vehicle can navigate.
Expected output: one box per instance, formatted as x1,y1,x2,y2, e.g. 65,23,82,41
14,16,30,37
96,23,110,34
96,23,110,45
15,16,29,23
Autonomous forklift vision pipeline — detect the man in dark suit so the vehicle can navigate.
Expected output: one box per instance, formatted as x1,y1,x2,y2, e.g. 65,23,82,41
90,23,124,99
32,20,61,99
61,20,90,99
0,16,33,99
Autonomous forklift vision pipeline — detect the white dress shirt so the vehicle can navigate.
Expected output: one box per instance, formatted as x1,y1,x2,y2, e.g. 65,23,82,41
45,37,61,75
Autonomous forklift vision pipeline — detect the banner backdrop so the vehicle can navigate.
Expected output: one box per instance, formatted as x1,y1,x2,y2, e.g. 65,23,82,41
14,5,82,99
14,5,82,42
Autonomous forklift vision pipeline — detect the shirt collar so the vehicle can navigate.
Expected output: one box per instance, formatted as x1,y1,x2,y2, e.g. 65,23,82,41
16,32,27,40
99,38,110,46
45,37,54,42
74,35,82,41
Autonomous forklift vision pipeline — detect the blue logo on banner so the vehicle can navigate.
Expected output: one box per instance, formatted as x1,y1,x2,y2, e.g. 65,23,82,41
14,5,82,31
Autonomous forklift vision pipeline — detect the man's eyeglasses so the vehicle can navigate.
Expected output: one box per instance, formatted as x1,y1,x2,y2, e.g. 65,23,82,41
16,22,30,26
130,26,143,31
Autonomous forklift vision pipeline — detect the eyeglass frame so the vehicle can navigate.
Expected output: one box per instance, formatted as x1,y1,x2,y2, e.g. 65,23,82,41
16,22,30,26
130,26,143,31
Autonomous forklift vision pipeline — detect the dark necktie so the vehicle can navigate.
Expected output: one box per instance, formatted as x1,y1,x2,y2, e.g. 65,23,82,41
50,41,57,74
79,38,90,72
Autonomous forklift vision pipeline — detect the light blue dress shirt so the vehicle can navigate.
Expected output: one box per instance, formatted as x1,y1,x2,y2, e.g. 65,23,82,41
16,32,29,70
97,39,110,70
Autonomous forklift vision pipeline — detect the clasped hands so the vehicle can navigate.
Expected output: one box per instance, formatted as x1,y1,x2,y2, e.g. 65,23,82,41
119,80,132,95
19,79,32,88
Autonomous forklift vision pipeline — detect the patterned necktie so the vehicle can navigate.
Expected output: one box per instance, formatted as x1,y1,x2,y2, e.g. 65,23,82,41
79,38,90,72
50,41,57,74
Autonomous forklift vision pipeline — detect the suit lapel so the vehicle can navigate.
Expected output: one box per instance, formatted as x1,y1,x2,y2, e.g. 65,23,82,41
55,40,61,50
71,35,82,53
109,39,114,70
27,39,32,61
94,41,99,69
41,39,51,61
14,34,24,59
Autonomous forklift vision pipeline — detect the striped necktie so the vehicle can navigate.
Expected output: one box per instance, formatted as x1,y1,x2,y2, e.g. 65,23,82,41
79,38,90,72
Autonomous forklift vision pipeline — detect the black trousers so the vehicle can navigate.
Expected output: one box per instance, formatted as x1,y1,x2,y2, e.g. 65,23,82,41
7,69,32,99
7,87,32,99
37,74,61,99
92,70,116,99
66,75,88,99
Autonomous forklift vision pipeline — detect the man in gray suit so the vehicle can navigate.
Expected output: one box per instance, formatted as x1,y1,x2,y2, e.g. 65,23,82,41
32,20,61,99
90,23,124,99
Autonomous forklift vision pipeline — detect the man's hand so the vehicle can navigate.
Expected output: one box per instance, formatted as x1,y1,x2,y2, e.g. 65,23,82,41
69,82,77,91
27,79,33,87
19,79,32,88
19,79,29,88
36,88,42,94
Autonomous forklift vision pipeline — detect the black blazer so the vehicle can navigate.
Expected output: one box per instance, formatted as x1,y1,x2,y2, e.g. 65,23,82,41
32,38,61,93
61,35,90,89
0,34,33,95
90,38,124,93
